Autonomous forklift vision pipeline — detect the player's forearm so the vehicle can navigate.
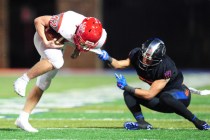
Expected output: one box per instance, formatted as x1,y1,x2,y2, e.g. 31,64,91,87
36,25,48,43
110,58,129,69
134,88,156,100
123,85,153,100
34,16,50,43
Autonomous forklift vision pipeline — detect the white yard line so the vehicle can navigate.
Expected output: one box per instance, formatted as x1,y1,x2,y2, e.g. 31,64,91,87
0,73,209,115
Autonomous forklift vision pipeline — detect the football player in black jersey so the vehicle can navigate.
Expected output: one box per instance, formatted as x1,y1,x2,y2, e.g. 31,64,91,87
98,38,210,130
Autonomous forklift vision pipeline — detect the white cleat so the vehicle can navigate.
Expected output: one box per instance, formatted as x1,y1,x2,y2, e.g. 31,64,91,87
13,77,28,97
15,118,38,133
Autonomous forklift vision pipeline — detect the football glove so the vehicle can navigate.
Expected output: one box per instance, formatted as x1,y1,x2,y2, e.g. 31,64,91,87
115,73,127,89
98,50,110,61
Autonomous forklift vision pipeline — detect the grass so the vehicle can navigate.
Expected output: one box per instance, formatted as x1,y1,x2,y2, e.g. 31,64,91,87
0,72,138,98
0,71,210,139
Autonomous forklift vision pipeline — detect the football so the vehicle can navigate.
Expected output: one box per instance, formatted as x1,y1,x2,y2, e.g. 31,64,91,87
45,27,67,45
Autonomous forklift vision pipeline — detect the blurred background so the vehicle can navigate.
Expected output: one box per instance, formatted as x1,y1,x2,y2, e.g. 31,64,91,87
0,0,210,69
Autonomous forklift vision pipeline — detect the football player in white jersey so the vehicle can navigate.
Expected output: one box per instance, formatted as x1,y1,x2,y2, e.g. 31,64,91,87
13,11,107,132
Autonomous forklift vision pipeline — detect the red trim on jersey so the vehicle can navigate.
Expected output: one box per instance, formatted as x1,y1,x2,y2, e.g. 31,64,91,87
57,13,64,32
139,76,153,85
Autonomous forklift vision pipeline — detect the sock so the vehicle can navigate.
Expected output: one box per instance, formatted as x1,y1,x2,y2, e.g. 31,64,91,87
191,115,197,122
22,73,30,82
19,111,30,121
191,115,205,125
123,92,143,122
192,117,207,130
134,113,144,121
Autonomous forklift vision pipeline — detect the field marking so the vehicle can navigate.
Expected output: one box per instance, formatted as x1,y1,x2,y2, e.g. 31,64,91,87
2,117,209,121
42,127,196,130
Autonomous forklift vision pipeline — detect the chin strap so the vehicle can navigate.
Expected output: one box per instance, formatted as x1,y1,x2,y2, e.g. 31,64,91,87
71,48,81,59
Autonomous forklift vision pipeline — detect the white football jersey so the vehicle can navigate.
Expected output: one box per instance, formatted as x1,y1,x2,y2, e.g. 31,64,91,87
49,11,107,51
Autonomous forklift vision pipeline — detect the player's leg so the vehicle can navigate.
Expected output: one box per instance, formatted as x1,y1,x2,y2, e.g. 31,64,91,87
15,86,43,133
14,32,64,97
14,32,51,96
123,89,190,130
123,91,152,130
159,85,210,130
14,59,54,97
15,69,58,132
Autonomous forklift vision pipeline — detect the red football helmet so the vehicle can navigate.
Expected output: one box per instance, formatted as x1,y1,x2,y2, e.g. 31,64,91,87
73,17,102,51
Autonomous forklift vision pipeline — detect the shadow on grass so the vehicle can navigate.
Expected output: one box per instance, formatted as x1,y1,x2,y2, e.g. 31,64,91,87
0,128,20,132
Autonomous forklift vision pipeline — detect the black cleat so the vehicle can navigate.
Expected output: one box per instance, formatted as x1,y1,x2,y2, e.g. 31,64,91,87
193,118,210,130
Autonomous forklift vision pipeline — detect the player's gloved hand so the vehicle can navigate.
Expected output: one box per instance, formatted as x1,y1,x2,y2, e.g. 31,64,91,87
115,73,128,89
98,50,109,61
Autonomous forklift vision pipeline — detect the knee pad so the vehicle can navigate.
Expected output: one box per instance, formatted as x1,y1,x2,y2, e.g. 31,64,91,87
44,49,64,69
48,57,64,69
36,70,58,91
36,78,51,91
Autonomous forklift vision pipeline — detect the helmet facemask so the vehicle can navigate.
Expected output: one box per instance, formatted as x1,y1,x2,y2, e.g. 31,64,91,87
73,33,98,52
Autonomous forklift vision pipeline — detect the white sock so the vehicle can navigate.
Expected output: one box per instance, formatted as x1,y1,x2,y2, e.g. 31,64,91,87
22,73,30,82
19,111,30,121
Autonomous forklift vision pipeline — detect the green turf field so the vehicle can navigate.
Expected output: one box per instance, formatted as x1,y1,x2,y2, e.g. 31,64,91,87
0,71,210,140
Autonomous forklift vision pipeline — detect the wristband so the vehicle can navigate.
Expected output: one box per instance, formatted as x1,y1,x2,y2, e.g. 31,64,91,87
124,85,135,94
105,56,113,64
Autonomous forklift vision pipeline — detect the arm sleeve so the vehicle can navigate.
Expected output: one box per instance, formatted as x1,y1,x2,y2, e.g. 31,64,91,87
49,13,64,32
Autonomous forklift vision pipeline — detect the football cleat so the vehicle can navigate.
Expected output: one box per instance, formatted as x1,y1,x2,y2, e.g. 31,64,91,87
193,118,210,130
202,123,210,130
197,122,210,130
124,121,153,130
15,118,38,133
13,76,28,97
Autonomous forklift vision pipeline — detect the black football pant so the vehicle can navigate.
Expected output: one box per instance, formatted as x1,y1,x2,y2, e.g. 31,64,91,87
123,85,196,122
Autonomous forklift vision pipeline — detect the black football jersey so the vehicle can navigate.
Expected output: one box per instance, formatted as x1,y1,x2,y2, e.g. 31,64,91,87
129,48,183,91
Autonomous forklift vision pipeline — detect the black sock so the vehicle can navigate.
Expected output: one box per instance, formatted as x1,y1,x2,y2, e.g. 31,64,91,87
191,115,206,130
134,113,144,121
123,91,143,122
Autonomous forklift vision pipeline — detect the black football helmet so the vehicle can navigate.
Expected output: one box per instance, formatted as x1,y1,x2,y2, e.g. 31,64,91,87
138,38,166,70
